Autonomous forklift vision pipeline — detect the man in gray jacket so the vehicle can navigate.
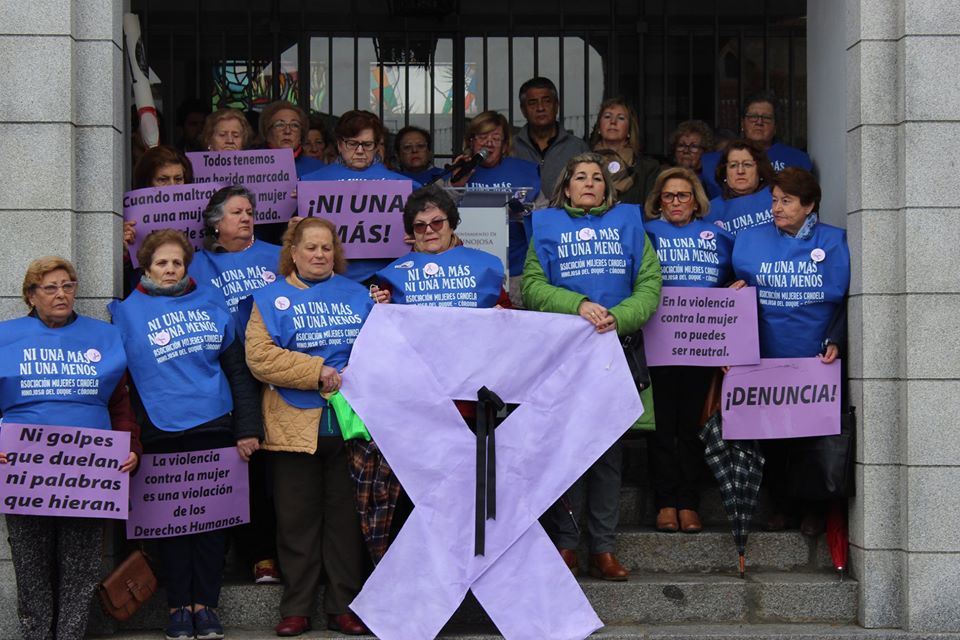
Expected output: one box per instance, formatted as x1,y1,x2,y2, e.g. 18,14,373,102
512,77,590,199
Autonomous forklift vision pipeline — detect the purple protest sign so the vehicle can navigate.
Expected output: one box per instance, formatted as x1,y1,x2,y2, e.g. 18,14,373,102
0,423,129,519
297,180,412,259
187,149,297,224
126,446,248,539
721,358,841,439
642,286,761,366
123,183,226,267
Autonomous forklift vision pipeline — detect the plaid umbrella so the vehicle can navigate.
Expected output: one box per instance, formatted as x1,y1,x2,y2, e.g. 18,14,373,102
699,410,765,578
329,392,402,565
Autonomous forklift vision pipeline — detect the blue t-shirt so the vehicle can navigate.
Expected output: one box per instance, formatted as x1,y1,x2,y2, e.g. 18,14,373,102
252,276,373,425
464,157,541,277
0,315,127,430
732,221,850,358
531,204,646,310
700,142,813,197
301,161,419,283
295,153,325,178
645,218,734,287
189,241,282,335
109,286,237,431
705,187,774,237
375,246,504,308
402,166,445,185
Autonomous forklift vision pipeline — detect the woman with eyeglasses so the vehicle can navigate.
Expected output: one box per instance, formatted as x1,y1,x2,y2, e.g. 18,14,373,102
668,120,717,198
588,98,661,207
301,110,420,285
394,125,444,184
642,167,734,534
700,91,813,197
522,152,662,581
0,257,141,640
449,110,541,307
704,139,777,237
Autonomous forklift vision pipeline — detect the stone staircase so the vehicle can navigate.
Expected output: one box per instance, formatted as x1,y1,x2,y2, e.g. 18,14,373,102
81,436,865,639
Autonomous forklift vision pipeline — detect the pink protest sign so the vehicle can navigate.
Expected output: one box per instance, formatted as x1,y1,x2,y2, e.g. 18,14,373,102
126,446,248,539
721,358,841,440
297,180,412,259
123,183,226,267
0,423,129,519
187,149,297,224
642,286,760,366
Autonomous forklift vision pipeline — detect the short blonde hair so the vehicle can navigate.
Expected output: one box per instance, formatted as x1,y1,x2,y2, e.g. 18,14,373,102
279,218,347,277
202,108,254,150
644,166,711,219
259,101,309,146
463,111,512,155
22,257,78,307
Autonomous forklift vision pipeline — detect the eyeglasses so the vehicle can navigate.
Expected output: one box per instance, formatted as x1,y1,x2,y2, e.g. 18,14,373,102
400,143,428,153
744,113,774,124
660,191,693,203
343,139,377,151
726,161,757,171
473,131,504,145
34,281,78,295
412,217,448,235
676,143,703,152
269,120,302,132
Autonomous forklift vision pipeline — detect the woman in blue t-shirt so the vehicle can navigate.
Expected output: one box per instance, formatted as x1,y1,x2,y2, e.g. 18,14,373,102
731,168,850,536
643,167,734,535
705,139,776,237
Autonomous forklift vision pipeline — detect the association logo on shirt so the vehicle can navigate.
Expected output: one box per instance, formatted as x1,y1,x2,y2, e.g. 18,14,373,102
394,260,415,269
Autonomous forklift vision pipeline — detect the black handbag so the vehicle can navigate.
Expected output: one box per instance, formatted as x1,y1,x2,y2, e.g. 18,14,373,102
621,329,651,391
785,406,856,500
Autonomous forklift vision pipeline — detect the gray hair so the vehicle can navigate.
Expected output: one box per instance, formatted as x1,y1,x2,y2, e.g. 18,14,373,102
202,185,257,251
549,152,617,210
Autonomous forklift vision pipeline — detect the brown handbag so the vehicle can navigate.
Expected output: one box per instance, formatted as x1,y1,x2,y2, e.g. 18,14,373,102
98,549,157,621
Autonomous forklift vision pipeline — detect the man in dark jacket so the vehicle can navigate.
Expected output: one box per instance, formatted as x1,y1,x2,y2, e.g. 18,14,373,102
511,77,590,199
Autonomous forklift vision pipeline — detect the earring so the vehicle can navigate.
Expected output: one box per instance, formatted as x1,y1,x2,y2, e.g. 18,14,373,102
214,227,220,236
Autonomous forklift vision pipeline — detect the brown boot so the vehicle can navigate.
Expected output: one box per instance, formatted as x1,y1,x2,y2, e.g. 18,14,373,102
558,548,579,576
589,552,628,581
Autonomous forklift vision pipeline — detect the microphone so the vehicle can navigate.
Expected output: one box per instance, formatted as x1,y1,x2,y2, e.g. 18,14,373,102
447,148,489,182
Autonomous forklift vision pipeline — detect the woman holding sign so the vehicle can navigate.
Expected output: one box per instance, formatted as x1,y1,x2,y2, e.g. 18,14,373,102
731,167,850,535
522,152,662,580
188,185,283,585
705,139,776,237
643,167,734,533
0,257,141,640
245,218,372,636
110,230,263,640
202,108,254,152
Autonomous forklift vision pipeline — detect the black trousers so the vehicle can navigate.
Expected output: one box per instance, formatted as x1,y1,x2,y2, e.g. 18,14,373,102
232,449,278,567
648,366,713,511
145,429,234,608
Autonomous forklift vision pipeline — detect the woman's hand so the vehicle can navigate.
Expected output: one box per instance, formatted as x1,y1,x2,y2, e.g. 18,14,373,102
236,437,260,462
819,343,839,364
448,153,476,187
319,365,341,393
0,452,7,464
123,220,137,246
578,300,613,332
369,285,391,304
728,279,747,290
120,451,138,473
595,314,618,334
288,215,302,228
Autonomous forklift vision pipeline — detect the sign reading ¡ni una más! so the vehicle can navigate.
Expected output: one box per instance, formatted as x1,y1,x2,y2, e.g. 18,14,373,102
126,447,249,539
721,357,841,439
187,148,298,223
123,183,226,267
0,423,130,519
642,286,761,366
296,180,413,259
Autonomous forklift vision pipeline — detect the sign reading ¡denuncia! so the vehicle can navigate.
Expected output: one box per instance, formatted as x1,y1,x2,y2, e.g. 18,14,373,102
0,423,130,519
126,446,248,539
296,180,413,259
721,357,841,440
642,286,760,366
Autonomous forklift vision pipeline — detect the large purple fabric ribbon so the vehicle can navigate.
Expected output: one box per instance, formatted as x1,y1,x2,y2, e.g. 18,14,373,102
341,305,643,640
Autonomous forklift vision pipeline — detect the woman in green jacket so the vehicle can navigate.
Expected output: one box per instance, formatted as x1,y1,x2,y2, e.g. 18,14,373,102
522,151,662,582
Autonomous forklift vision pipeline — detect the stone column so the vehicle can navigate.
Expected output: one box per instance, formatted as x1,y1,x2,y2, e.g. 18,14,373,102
0,0,125,636
846,0,960,632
